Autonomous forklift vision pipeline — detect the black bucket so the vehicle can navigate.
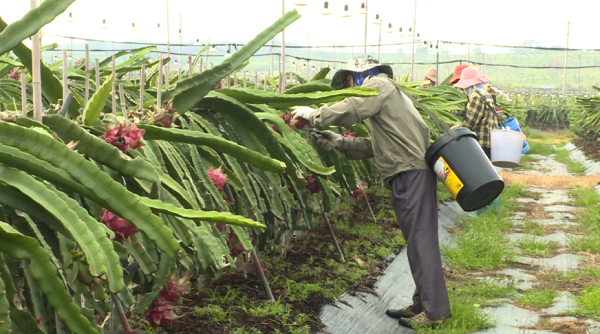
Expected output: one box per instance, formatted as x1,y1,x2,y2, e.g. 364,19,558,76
425,127,505,212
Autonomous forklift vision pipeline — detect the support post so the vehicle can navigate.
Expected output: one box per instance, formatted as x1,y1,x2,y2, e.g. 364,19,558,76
188,54,193,78
111,55,116,115
410,0,417,81
139,64,145,110
157,58,163,107
84,44,90,105
62,49,68,100
21,70,27,117
95,59,100,90
562,21,570,98
321,202,345,263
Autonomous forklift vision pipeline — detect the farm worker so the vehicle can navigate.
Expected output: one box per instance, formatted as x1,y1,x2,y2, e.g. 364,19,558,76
420,67,437,88
449,64,469,86
453,66,503,213
291,56,452,329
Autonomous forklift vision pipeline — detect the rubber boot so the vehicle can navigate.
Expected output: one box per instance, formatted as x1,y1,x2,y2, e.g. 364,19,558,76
476,197,501,215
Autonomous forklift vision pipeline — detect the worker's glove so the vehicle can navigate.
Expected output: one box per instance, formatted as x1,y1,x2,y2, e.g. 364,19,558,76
290,106,315,122
317,130,344,151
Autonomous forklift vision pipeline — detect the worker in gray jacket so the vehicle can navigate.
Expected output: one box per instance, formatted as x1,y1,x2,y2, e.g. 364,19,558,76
291,57,452,329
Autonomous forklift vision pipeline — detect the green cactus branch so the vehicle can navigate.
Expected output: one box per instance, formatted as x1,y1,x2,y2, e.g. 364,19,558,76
0,222,101,334
138,124,287,173
0,122,180,258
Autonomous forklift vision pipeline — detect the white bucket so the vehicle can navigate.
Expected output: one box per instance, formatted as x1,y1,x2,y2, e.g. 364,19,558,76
490,129,526,168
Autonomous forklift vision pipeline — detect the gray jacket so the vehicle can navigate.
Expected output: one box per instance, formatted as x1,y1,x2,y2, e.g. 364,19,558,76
310,74,430,184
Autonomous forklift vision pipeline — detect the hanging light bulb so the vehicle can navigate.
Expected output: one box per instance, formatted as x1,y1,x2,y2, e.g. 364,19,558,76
224,46,232,58
302,63,307,69
294,0,309,6
341,4,351,18
66,12,75,23
321,1,332,15
386,23,393,33
194,38,202,46
100,19,108,29
177,28,183,38
415,32,421,42
407,27,414,36
156,23,163,32
397,27,404,37
358,2,367,14
210,45,218,52
311,66,317,72
67,54,72,60
372,14,381,25
428,43,435,53
130,22,137,32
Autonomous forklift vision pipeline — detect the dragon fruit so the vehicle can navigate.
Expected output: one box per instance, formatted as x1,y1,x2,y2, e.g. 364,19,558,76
211,80,222,90
342,129,357,138
98,208,139,242
8,69,20,80
100,122,145,152
304,173,321,194
159,276,191,303
215,223,246,257
279,111,308,131
207,166,229,194
146,300,178,328
352,182,365,198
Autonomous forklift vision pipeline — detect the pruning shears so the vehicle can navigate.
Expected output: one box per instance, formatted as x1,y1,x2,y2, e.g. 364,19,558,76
308,128,323,140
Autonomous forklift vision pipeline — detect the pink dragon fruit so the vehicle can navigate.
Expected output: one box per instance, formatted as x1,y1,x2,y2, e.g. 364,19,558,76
304,173,321,194
215,223,246,257
342,129,357,138
159,276,191,302
146,300,178,328
8,69,20,80
352,182,365,198
279,111,308,131
98,208,139,242
207,166,229,194
100,123,145,152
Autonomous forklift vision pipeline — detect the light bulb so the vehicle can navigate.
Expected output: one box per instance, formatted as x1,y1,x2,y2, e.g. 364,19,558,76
130,22,137,32
194,38,202,46
397,27,404,37
341,4,352,18
177,28,183,38
210,45,218,52
156,23,162,32
100,19,108,29
294,0,309,6
321,1,332,15
66,12,75,23
386,23,393,33
358,2,367,14
372,14,381,25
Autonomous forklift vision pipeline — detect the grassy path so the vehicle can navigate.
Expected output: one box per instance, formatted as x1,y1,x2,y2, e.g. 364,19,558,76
434,134,600,334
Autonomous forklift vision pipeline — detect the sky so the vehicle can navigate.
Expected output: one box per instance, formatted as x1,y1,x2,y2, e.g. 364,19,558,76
2,0,600,56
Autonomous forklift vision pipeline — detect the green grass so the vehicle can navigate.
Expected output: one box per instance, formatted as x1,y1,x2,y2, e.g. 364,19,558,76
568,189,600,254
572,285,600,319
438,181,454,202
516,290,557,308
442,184,532,271
555,149,587,174
515,237,558,257
416,293,496,334
526,140,556,156
519,220,546,236
194,305,229,322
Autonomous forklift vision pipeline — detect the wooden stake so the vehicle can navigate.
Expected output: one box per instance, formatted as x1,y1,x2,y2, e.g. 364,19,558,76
264,75,267,91
95,59,100,90
139,64,145,111
62,49,68,100
157,58,163,107
31,0,42,122
21,70,27,117
178,68,182,82
199,58,203,74
255,71,258,89
84,44,90,106
233,70,238,88
320,202,345,263
188,54,193,78
243,70,247,89
165,63,170,90
111,55,116,115
119,84,126,118
227,75,230,89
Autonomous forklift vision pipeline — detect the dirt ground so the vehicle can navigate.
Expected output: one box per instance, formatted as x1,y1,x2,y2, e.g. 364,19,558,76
164,190,404,334
573,138,600,161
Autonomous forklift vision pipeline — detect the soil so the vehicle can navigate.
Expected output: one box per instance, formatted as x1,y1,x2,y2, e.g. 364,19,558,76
572,138,600,162
164,190,404,334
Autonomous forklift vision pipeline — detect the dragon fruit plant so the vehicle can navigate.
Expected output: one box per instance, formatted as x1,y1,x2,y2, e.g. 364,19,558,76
148,101,179,128
145,276,190,328
98,208,139,242
215,223,246,257
342,129,357,138
304,172,321,194
100,122,145,152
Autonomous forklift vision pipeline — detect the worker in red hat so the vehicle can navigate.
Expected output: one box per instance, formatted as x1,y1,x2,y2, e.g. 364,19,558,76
449,64,469,86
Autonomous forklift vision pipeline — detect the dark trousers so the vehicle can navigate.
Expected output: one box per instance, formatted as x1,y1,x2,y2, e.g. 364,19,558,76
391,169,452,320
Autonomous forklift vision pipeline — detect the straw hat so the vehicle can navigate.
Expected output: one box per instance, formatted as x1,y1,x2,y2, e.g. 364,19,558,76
424,67,437,83
449,64,469,86
331,56,393,89
453,66,491,89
